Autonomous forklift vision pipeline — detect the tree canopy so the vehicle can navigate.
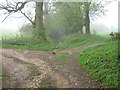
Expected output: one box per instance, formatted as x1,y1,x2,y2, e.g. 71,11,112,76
0,0,107,42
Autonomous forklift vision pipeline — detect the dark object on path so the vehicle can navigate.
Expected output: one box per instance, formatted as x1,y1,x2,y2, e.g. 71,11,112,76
109,32,120,40
53,50,56,54
52,45,59,54
109,32,114,36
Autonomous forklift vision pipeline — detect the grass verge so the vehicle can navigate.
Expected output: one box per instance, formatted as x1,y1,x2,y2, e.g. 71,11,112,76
58,34,109,50
2,36,55,51
56,53,70,67
78,40,119,88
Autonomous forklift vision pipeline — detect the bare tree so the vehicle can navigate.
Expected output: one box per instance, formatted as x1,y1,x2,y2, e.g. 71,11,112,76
0,0,46,41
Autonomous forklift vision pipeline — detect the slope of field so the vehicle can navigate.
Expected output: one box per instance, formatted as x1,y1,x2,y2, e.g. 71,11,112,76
78,41,119,88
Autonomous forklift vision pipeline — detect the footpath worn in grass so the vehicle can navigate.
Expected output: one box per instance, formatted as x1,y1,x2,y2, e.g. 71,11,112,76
58,34,109,50
78,41,119,88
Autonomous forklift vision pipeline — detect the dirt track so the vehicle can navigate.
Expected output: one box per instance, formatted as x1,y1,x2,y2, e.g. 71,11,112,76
2,43,101,88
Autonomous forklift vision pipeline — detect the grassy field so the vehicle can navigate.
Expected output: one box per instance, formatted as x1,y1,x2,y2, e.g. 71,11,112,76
78,40,119,88
2,33,109,51
58,34,109,50
2,35,55,50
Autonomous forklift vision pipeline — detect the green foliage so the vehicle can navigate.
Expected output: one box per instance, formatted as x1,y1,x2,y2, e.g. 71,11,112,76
50,1,106,36
78,41,119,88
56,53,70,67
44,14,66,43
53,2,84,35
58,33,108,50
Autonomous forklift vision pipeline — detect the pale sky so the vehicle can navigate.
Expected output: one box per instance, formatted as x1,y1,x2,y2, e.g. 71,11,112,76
93,1,118,29
0,0,119,33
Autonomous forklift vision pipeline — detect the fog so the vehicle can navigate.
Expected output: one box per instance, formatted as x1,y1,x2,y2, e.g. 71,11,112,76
91,23,117,34
0,0,118,36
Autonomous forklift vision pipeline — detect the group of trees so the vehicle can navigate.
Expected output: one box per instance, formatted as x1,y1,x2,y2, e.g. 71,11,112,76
0,0,106,42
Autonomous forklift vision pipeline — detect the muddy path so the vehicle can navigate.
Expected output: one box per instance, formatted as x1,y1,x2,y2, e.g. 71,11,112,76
2,43,101,88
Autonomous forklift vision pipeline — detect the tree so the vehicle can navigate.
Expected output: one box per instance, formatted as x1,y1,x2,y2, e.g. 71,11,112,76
51,1,106,35
34,2,46,41
84,2,91,34
83,0,107,34
52,2,85,35
0,0,107,42
0,0,46,41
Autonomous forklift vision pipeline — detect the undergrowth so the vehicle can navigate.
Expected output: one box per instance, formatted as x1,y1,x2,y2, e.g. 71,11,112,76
78,40,119,88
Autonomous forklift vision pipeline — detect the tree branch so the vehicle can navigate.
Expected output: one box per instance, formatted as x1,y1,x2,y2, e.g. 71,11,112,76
20,11,34,25
0,1,35,26
2,13,11,22
0,2,27,13
0,1,27,22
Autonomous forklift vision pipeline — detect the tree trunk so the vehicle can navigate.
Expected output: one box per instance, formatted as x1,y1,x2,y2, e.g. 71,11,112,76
34,2,46,41
79,25,83,34
84,2,91,34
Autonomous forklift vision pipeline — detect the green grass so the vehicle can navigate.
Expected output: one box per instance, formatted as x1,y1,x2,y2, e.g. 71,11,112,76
2,35,55,51
0,71,2,79
56,53,70,67
2,42,55,50
78,40,119,88
2,33,109,50
22,62,37,74
58,34,109,50
0,70,5,80
57,53,70,60
41,83,51,88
